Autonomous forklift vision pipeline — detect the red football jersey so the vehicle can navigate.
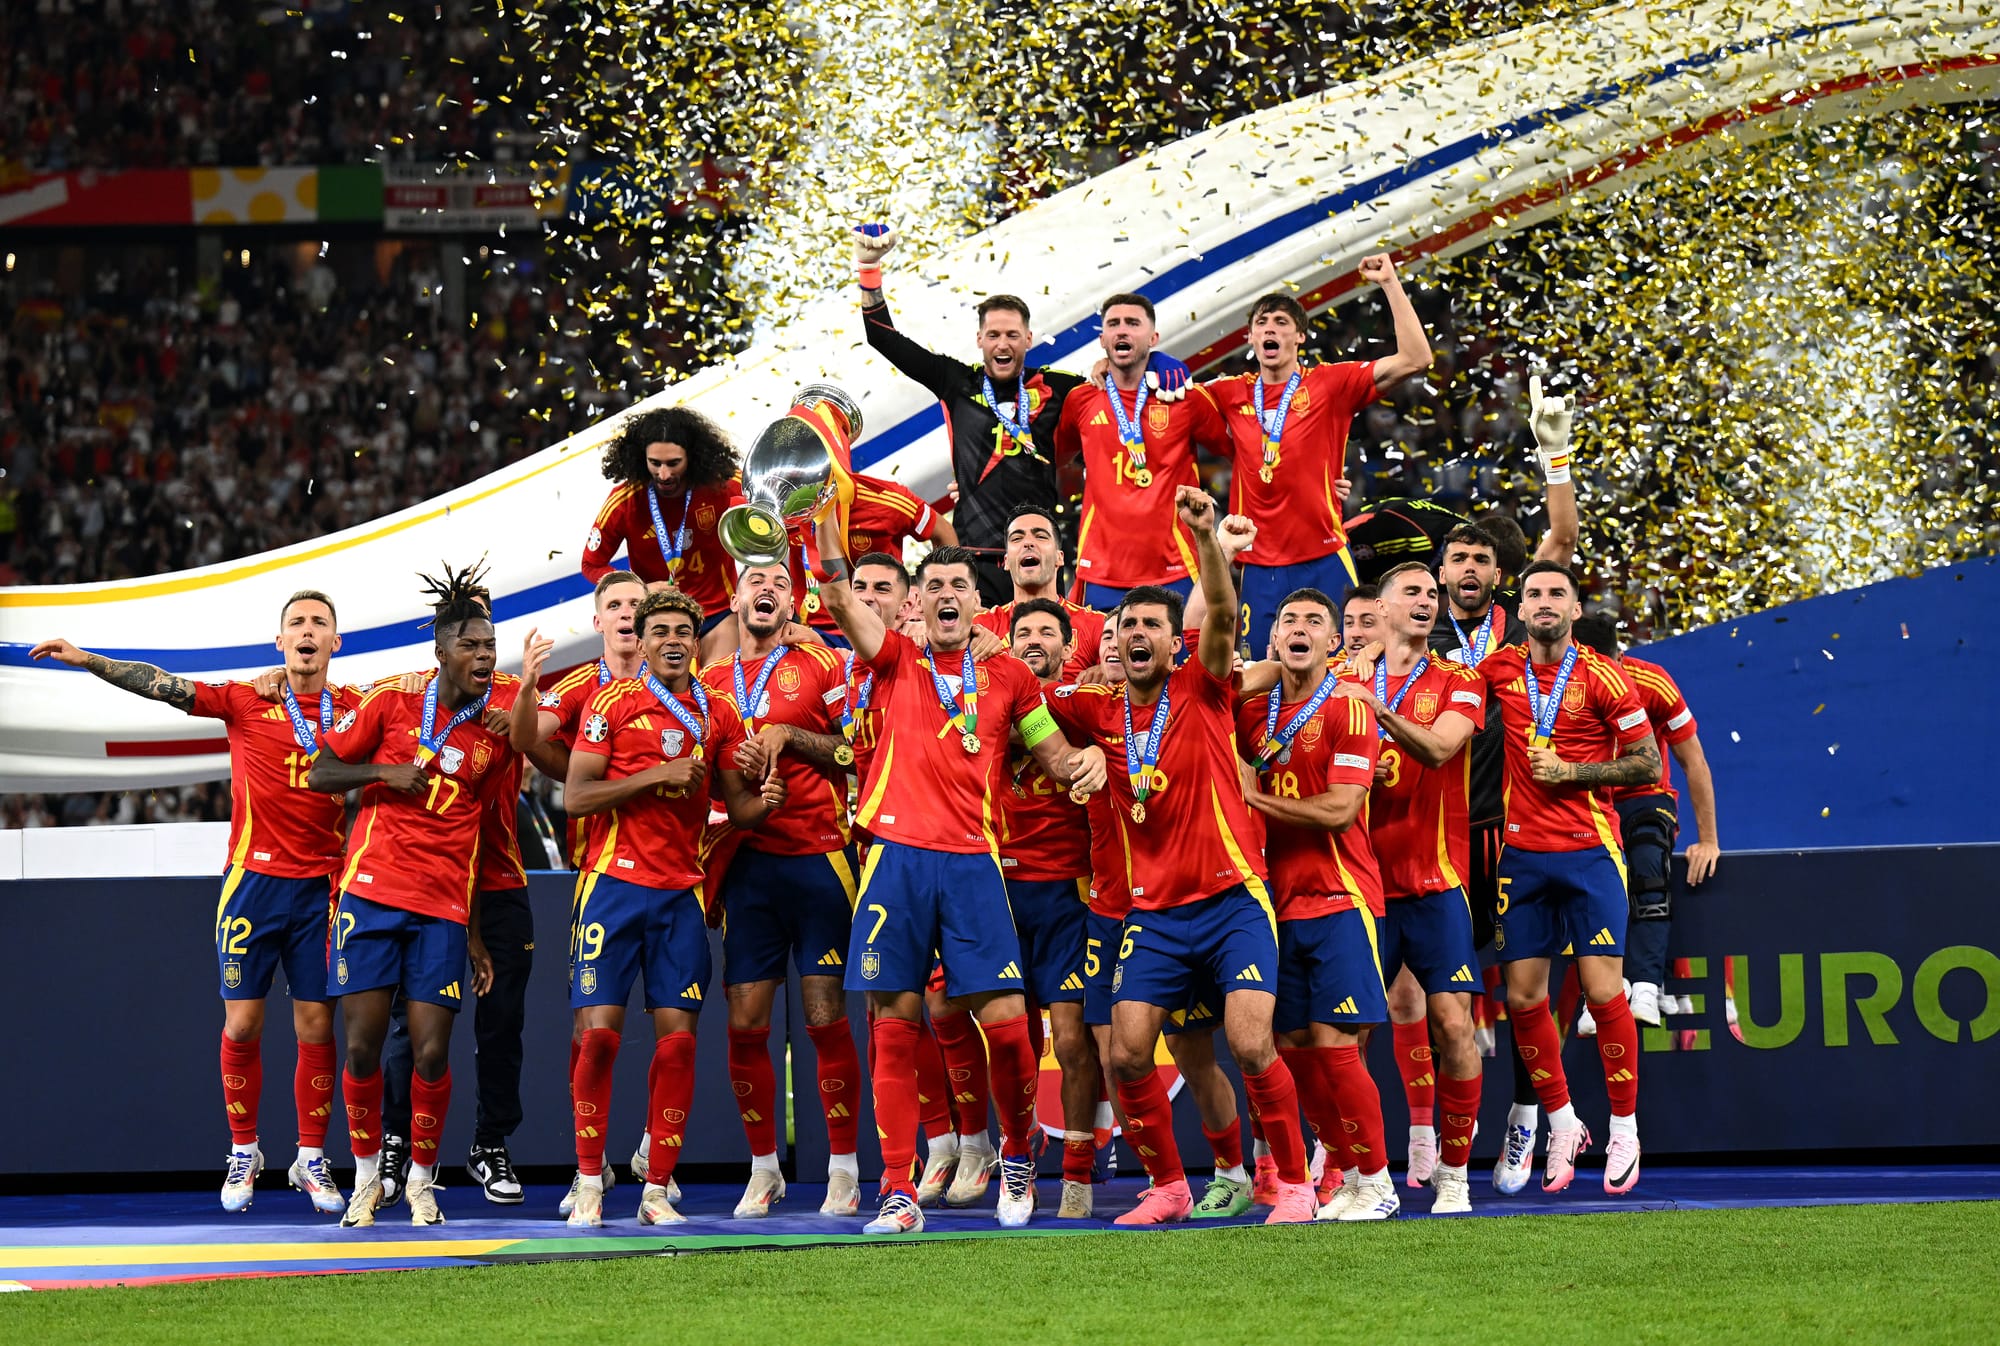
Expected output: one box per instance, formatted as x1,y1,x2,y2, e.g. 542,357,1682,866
538,658,620,867
1045,660,1267,912
839,648,885,784
974,599,1105,682
789,475,939,629
190,680,366,878
1083,789,1131,920
573,678,748,890
1235,681,1383,919
474,674,529,892
997,738,1092,881
1611,655,1698,804
1479,643,1652,852
699,643,850,856
323,684,519,923
580,479,745,619
1368,658,1487,899
1057,381,1230,588
851,631,1050,854
1208,361,1377,567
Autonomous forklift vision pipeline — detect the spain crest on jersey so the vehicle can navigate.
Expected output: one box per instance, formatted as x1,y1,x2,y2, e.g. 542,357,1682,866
662,728,687,757
222,960,242,990
695,503,717,530
1298,712,1325,750
336,957,350,985
578,965,599,995
1562,684,1586,713
1413,690,1440,722
472,740,492,775
777,665,803,695
1146,403,1171,434
860,951,881,981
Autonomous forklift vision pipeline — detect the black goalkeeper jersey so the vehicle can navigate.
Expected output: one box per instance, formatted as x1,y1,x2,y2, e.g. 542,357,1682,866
1426,594,1526,825
862,300,1084,564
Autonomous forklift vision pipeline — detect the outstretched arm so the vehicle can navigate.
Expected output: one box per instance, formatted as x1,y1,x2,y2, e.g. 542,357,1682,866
855,226,964,399
1672,733,1721,886
30,640,195,713
1360,255,1432,391
813,507,887,662
1528,374,1578,568
1177,487,1237,680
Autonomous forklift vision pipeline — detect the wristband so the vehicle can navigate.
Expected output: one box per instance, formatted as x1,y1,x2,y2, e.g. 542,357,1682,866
1541,450,1572,486
858,266,883,289
817,555,850,583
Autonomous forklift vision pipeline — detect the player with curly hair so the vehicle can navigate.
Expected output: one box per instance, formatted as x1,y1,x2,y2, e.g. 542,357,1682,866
582,407,746,629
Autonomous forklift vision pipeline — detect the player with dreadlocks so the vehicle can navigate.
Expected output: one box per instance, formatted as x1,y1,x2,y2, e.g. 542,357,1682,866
581,406,746,630
309,562,521,1228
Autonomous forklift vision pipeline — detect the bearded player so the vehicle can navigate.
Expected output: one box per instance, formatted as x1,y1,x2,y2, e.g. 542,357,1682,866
1045,486,1318,1225
973,504,1104,681
999,598,1103,1218
31,593,359,1215
582,407,745,631
1207,260,1431,656
1234,590,1398,1221
698,562,869,1218
1482,562,1660,1195
1348,561,1490,1214
561,587,784,1227
308,564,516,1227
814,506,1107,1233
1057,293,1231,609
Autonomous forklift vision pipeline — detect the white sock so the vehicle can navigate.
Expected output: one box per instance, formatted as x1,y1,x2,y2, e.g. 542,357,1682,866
355,1153,381,1186
929,1132,960,1161
1218,1163,1248,1184
1410,1124,1436,1142
1609,1113,1639,1140
828,1152,860,1179
1547,1103,1579,1133
1438,1162,1468,1179
751,1152,782,1175
1341,1166,1360,1188
296,1146,323,1165
409,1162,436,1185
1253,1138,1272,1161
1507,1103,1539,1132
579,1171,604,1192
960,1130,993,1152
232,1141,259,1157
644,1181,670,1197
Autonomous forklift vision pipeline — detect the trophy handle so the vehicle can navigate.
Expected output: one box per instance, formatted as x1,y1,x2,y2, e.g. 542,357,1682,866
717,502,791,567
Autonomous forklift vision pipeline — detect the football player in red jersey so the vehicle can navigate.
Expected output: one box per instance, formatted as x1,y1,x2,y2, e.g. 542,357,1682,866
699,562,869,1218
1479,561,1661,1196
1572,616,1722,1027
814,505,1107,1234
1349,561,1491,1214
308,564,518,1228
1045,486,1318,1226
32,592,359,1215
1206,261,1432,655
972,504,1105,681
1341,583,1384,660
1057,293,1231,610
561,588,785,1227
1236,590,1398,1221
997,598,1101,1217
581,407,745,629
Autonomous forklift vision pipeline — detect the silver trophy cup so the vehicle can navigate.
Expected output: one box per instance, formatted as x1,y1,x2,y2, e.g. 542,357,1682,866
717,383,865,566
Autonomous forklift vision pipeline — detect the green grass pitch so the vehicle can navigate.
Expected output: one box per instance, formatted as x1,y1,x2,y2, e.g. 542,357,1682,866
7,1202,1996,1345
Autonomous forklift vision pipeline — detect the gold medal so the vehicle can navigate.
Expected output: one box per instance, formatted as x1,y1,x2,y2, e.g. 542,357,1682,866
1134,467,1154,488
1130,800,1147,824
1068,787,1089,805
1257,465,1274,484
834,743,855,767
962,731,982,755
804,591,822,615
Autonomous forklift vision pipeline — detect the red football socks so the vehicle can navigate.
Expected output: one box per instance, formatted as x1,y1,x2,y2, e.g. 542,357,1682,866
931,1008,990,1138
646,1032,697,1186
727,1026,778,1156
1062,1132,1095,1183
914,1022,953,1138
806,1020,863,1154
1279,1045,1342,1159
1592,992,1641,1117
1509,997,1574,1114
981,1014,1039,1156
409,1068,451,1168
1437,1071,1482,1170
1392,1019,1436,1127
294,1040,335,1148
572,1026,620,1176
219,1034,261,1146
1242,1058,1309,1184
341,1066,383,1159
1202,1117,1245,1173
1114,1069,1186,1188
1324,1045,1388,1177
870,1016,922,1197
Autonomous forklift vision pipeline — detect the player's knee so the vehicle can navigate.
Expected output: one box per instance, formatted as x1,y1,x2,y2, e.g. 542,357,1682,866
221,1005,264,1043
1051,1017,1093,1072
345,1042,380,1078
411,1041,450,1080
1226,1029,1277,1075
1108,1039,1153,1081
1429,994,1472,1039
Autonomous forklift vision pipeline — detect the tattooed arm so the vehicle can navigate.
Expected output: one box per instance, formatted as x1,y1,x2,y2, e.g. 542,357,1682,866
30,640,195,712
1528,736,1661,788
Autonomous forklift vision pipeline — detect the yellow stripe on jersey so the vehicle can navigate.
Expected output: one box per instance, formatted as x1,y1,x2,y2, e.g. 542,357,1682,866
857,841,887,898
855,739,896,832
1074,506,1097,567
230,772,256,870
587,809,623,877
1208,784,1276,937
338,808,379,896
594,482,637,529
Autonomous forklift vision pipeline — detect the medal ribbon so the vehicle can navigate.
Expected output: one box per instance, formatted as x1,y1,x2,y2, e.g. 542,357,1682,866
1447,603,1504,667
1374,654,1431,740
644,670,711,758
415,677,490,767
1252,368,1304,473
925,644,978,743
1251,671,1338,770
839,651,874,744
281,683,334,758
977,373,1042,483
1122,680,1171,805
1106,379,1151,473
1522,645,1580,749
647,484,693,578
732,648,787,734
